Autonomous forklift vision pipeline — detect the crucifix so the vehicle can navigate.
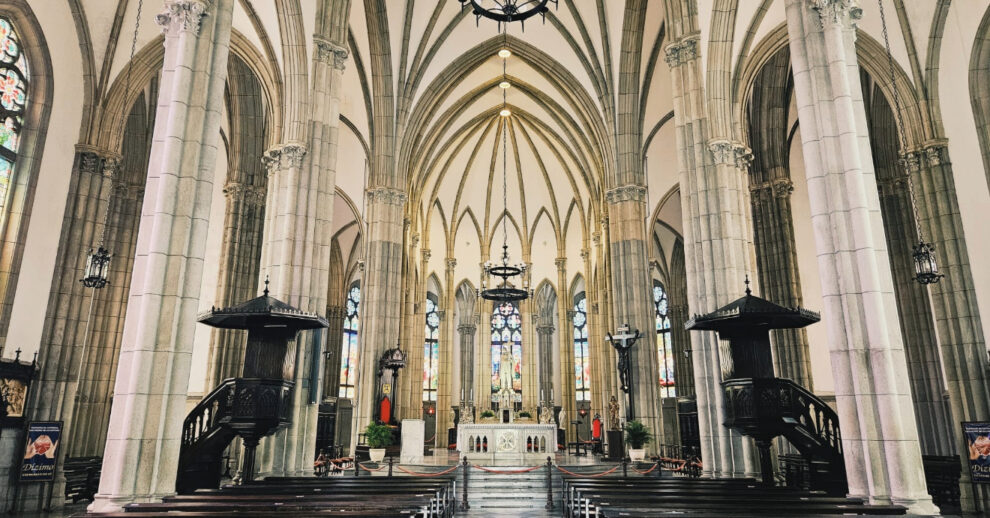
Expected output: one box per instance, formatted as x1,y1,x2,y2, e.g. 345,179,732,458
606,324,641,422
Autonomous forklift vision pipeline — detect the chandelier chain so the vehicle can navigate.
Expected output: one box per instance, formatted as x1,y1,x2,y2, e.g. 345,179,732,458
501,25,508,264
877,0,924,242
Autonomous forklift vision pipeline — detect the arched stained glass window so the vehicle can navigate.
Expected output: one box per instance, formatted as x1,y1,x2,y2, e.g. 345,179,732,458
491,301,522,396
654,280,675,398
338,283,360,399
423,296,440,402
0,17,28,210
573,293,590,402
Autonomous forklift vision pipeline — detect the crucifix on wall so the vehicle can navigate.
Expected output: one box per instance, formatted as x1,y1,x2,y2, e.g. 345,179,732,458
606,324,641,422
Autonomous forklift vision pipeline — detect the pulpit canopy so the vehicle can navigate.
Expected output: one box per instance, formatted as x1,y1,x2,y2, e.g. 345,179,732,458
198,285,328,331
684,284,819,332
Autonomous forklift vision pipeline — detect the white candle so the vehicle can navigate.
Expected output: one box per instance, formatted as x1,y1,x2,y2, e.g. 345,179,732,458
540,389,544,401
551,388,554,401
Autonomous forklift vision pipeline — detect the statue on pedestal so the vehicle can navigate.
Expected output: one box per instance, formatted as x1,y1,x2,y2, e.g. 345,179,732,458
497,344,516,417
607,395,620,430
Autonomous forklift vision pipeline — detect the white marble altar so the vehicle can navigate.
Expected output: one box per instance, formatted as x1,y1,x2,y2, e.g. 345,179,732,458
457,423,555,463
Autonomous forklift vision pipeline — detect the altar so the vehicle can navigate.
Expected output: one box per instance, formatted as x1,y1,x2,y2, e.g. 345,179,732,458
457,423,556,463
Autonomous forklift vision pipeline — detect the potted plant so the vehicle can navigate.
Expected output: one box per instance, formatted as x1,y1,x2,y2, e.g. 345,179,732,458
624,420,652,462
364,423,393,463
517,411,533,421
479,410,496,422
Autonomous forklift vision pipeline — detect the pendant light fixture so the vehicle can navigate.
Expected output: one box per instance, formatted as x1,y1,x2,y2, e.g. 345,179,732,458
455,0,557,31
878,0,943,285
82,0,143,289
481,27,529,303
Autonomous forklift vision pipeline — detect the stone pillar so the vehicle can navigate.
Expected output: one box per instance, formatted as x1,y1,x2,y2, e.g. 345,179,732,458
665,33,756,478
783,0,936,511
904,144,990,511
557,256,576,422
322,305,347,399
353,187,407,441
457,320,477,405
536,323,554,406
89,0,234,510
435,258,457,445
17,150,118,510
665,243,694,399
605,185,661,448
398,248,429,421
205,181,266,389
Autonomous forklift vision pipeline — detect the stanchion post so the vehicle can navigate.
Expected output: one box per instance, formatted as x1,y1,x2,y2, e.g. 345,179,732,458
459,456,470,510
656,458,662,479
622,457,628,478
387,456,394,477
354,460,360,477
545,456,554,510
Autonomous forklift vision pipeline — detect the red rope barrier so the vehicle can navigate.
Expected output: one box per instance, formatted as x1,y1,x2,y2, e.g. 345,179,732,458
554,465,620,478
471,464,543,475
631,462,659,475
357,462,387,472
395,464,460,477
424,434,436,444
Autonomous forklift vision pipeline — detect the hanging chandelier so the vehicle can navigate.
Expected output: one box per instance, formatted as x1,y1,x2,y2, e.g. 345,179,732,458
456,0,557,30
82,0,144,289
878,0,943,285
481,32,529,303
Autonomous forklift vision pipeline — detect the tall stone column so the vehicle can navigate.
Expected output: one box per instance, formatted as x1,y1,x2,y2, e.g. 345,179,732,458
322,305,347,399
783,0,935,511
90,0,235,510
435,258,458,446
353,187,407,441
536,324,554,406
557,256,576,422
457,320,477,406
20,150,118,510
605,185,661,447
398,248,429,421
666,243,694,399
665,33,756,478
475,293,493,412
905,145,990,511
205,181,266,389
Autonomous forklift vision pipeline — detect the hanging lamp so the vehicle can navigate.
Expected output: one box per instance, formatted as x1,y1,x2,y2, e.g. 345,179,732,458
82,0,144,289
455,0,557,30
481,27,529,303
877,0,943,285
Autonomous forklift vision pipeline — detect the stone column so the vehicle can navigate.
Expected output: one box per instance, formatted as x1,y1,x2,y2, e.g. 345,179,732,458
665,243,694,398
457,320,477,406
205,181,266,389
90,0,234,510
557,256,576,422
904,144,990,511
322,305,347,399
536,324,554,406
256,30,349,477
475,292,493,412
435,258,457,446
353,187,407,441
398,248,429,421
605,185,661,447
783,0,935,511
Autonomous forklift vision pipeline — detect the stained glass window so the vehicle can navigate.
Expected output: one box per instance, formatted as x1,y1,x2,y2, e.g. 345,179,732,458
491,301,522,395
338,283,360,399
573,293,590,402
0,17,29,212
423,296,440,402
654,281,675,398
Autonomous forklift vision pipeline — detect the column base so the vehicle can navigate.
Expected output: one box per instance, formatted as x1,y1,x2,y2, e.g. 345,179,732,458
889,495,940,516
88,492,172,514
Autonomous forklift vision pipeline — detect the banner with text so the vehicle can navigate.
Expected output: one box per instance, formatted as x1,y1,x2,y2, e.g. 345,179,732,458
20,421,62,482
964,421,990,484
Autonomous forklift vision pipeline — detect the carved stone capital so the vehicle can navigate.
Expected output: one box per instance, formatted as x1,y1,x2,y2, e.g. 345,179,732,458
446,258,457,271
605,185,647,204
367,186,408,207
102,158,121,178
708,140,735,165
421,248,432,262
156,0,208,36
734,145,754,171
457,323,477,335
262,144,307,174
876,173,909,197
580,248,590,261
114,182,145,200
592,232,601,245
356,259,365,272
923,144,947,167
812,0,862,29
326,305,348,320
900,151,922,174
410,233,420,247
771,178,794,199
314,38,349,70
555,257,566,271
223,181,267,206
536,324,555,337
664,36,699,68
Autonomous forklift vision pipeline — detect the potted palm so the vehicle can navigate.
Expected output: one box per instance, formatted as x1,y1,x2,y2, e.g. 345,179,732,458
517,411,533,422
364,423,393,463
624,420,652,462
479,410,496,422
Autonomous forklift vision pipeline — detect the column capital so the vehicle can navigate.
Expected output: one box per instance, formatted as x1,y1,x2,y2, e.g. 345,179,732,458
410,233,420,247
663,35,699,68
811,0,863,29
326,304,348,319
772,178,794,198
923,143,948,167
421,248,432,262
457,322,477,335
536,324,555,336
446,258,457,271
899,151,922,174
262,143,307,174
580,248,590,261
708,139,735,165
734,144,754,171
223,181,266,206
76,148,116,176
366,186,408,206
555,257,566,271
156,0,209,36
592,231,601,245
114,182,145,200
314,37,349,70
605,184,647,204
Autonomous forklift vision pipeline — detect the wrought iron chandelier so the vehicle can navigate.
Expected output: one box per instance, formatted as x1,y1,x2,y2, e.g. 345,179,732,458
481,33,529,303
82,0,144,289
455,0,557,30
878,0,943,285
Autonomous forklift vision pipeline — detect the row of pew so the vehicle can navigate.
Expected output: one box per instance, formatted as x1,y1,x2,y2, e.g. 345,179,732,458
562,476,909,517
83,475,456,517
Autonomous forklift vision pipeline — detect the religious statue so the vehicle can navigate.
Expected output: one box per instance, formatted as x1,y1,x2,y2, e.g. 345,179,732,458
607,395,620,430
498,344,515,394
540,405,554,425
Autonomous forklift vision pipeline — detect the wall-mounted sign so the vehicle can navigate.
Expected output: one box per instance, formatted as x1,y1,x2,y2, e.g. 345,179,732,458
20,421,62,482
964,421,990,484
1,377,28,417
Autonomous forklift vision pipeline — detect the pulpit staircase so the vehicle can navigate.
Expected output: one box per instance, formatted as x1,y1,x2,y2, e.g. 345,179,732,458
176,377,294,494
723,377,846,493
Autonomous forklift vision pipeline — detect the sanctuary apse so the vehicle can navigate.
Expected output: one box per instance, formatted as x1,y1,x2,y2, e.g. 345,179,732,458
0,0,986,516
